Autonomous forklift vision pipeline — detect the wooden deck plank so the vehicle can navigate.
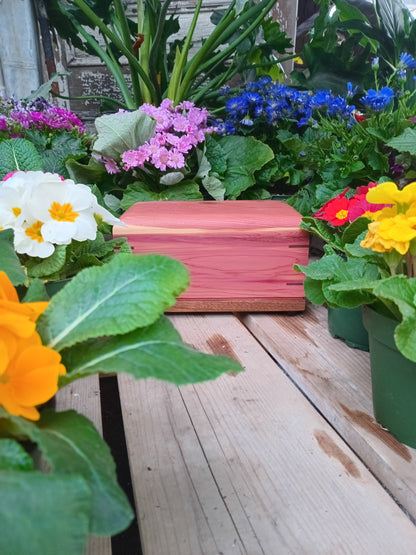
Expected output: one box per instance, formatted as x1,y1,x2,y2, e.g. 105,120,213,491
241,303,416,522
119,313,416,555
55,375,112,555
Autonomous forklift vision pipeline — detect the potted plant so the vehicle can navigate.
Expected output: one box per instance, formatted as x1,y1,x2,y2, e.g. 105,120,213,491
0,249,242,553
327,180,416,448
294,182,389,350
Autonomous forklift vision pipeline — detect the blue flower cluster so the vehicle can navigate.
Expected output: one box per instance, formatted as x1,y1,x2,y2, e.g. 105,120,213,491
360,87,395,111
216,51,416,136
216,76,355,135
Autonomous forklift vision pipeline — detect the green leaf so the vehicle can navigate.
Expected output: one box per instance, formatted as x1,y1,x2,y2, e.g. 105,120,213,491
334,0,370,23
66,156,108,187
41,134,87,178
121,181,203,209
341,217,371,246
25,245,67,279
156,181,203,200
394,315,416,362
303,277,326,305
373,275,416,319
0,439,34,471
60,315,243,385
204,134,228,175
300,217,344,251
5,409,134,536
22,279,49,302
25,72,70,101
93,110,157,161
344,231,386,264
196,145,226,200
202,174,226,200
219,136,274,198
0,230,27,286
345,160,365,174
159,171,185,185
376,0,406,39
36,253,190,350
121,182,161,207
367,149,389,172
297,252,381,308
295,252,342,281
0,138,43,178
371,276,416,360
386,128,416,156
0,471,91,555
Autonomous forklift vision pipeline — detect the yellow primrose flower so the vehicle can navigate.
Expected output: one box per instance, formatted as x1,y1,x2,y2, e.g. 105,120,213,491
366,181,416,208
0,271,65,420
361,214,416,255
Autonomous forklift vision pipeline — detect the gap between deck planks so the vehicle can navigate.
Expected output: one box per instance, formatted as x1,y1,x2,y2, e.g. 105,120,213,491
117,313,416,555
240,303,416,523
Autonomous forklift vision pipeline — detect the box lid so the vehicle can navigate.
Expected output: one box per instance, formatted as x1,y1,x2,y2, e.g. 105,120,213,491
114,200,303,236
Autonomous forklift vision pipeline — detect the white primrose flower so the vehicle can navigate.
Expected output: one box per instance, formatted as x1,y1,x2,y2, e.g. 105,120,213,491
13,219,55,258
0,186,26,230
0,171,35,229
0,171,122,258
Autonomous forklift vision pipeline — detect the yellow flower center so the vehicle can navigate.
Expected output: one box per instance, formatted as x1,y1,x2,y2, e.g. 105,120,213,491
336,209,348,220
49,202,79,222
25,221,44,243
12,207,21,217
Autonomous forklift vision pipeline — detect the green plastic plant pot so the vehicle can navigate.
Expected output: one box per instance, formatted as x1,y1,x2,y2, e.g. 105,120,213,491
327,306,369,351
363,305,416,449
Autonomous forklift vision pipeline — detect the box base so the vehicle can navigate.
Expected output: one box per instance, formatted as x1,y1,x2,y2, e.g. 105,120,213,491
167,297,306,313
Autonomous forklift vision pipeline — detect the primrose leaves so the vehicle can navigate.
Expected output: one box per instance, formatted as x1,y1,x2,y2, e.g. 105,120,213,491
36,253,190,351
0,471,91,555
0,138,43,178
60,315,243,385
4,409,133,537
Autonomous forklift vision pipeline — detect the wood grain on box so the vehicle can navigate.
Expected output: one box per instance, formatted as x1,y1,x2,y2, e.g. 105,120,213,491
113,200,309,311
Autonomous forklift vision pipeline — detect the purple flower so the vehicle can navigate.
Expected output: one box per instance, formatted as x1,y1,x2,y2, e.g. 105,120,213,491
0,96,85,136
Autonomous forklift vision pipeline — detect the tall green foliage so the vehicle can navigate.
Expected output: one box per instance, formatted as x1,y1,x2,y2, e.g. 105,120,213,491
44,0,293,109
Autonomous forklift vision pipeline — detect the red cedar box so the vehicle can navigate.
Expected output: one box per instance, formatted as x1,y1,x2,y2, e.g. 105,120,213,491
113,200,309,312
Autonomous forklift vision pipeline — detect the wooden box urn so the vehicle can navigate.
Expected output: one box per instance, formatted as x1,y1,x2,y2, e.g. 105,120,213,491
113,200,309,312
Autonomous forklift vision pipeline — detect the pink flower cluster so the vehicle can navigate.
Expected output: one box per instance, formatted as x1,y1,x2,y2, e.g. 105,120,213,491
121,99,214,173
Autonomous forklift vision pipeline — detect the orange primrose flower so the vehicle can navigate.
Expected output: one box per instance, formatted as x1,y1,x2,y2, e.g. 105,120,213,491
0,271,49,337
0,272,66,420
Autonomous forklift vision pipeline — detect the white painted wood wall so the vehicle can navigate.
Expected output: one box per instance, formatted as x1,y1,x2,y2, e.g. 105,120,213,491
0,0,43,98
